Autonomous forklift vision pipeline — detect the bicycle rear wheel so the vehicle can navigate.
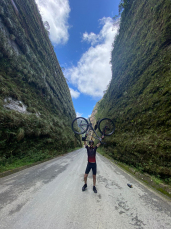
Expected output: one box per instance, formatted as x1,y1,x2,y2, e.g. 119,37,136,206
98,118,115,136
72,117,89,135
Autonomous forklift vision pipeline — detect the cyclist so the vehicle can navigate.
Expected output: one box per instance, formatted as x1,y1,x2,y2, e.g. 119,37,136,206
82,134,104,193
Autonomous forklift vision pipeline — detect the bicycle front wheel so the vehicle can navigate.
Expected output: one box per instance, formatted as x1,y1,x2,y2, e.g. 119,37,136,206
72,117,89,135
98,118,115,136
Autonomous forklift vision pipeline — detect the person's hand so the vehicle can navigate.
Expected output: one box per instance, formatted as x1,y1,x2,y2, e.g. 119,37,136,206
99,135,104,142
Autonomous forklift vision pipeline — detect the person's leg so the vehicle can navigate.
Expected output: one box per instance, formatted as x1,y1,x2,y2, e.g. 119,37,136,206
93,175,96,186
84,163,91,183
82,174,88,191
92,163,97,193
92,164,96,186
84,174,88,184
82,163,91,191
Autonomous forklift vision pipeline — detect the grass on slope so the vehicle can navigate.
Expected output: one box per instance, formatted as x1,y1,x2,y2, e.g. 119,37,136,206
0,147,82,174
94,0,171,180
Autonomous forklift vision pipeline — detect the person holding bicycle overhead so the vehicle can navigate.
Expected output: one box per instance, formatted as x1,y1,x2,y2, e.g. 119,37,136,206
82,134,104,193
71,116,115,192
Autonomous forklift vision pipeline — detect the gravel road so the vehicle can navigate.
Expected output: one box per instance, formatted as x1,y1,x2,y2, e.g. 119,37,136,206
0,148,171,229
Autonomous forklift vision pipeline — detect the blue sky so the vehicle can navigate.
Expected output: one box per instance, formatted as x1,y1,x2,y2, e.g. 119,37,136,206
35,0,120,118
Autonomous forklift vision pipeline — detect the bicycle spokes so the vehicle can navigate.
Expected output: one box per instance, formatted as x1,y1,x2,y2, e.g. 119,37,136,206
72,117,89,134
99,118,115,136
72,117,115,136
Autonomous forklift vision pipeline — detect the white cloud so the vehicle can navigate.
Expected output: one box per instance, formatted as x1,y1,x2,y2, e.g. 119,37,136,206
69,88,80,99
65,17,120,98
76,112,83,117
35,0,70,45
83,114,91,119
82,32,98,46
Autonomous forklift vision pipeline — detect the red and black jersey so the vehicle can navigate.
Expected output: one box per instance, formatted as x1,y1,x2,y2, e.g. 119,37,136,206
85,145,97,163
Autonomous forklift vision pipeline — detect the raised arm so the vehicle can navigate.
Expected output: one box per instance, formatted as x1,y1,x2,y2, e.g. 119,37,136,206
84,140,87,147
96,142,101,148
96,135,104,148
82,134,88,147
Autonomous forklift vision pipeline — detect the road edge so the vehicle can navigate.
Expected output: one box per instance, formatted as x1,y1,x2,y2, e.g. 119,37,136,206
97,151,171,202
0,148,82,178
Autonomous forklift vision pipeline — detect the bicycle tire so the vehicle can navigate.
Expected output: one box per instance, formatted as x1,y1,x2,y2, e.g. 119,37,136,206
98,118,115,136
72,117,89,135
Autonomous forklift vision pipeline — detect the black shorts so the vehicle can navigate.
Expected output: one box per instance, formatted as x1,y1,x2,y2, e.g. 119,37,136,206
85,162,97,175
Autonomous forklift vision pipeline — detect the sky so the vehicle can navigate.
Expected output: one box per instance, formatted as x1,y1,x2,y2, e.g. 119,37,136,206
35,0,121,118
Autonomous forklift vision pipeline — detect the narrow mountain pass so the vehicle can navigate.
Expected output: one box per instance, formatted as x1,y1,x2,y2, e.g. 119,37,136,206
0,148,171,229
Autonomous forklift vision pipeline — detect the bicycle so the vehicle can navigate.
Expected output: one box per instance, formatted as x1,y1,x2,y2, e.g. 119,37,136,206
71,117,115,143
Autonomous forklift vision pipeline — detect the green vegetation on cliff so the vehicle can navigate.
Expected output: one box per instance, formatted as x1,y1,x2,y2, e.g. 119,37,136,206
94,0,171,182
0,0,81,172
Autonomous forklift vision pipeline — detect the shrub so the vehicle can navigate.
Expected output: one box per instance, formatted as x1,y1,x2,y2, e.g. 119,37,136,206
10,34,16,41
17,128,25,141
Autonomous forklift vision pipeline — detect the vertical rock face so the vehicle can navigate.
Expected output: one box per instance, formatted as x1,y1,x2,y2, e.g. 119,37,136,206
0,0,80,162
94,0,171,178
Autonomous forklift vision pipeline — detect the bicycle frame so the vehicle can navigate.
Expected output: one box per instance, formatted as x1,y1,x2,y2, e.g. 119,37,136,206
85,119,102,141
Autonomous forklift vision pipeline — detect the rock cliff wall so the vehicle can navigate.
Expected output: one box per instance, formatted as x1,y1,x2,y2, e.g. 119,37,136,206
0,0,81,168
93,0,171,180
